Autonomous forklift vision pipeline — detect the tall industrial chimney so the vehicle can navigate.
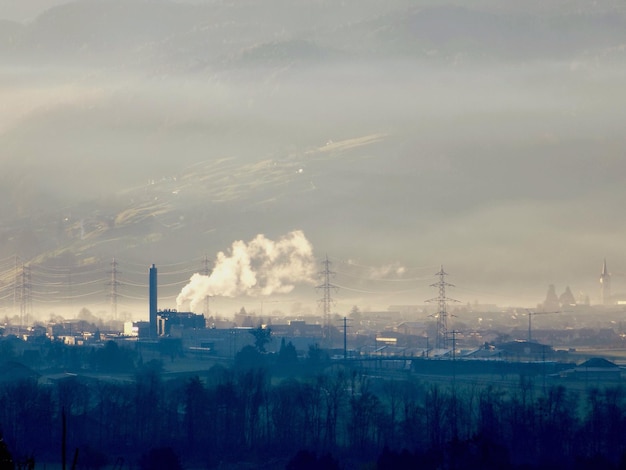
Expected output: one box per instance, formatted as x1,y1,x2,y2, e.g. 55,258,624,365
149,264,157,338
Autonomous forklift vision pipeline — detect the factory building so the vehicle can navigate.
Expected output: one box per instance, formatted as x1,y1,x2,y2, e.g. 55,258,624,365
157,309,206,337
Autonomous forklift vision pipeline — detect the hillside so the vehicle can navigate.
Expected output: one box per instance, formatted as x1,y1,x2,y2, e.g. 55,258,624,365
0,0,625,312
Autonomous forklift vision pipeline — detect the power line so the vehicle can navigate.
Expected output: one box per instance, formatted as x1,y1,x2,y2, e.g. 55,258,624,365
333,269,434,283
332,257,438,272
331,282,419,295
18,264,32,327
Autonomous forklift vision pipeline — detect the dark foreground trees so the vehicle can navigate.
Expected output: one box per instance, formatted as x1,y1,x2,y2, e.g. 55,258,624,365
285,449,340,470
2,357,626,469
138,447,183,470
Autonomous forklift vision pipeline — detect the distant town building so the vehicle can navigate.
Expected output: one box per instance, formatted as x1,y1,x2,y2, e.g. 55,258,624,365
124,321,150,338
394,321,427,336
559,286,576,308
184,327,255,357
543,284,560,311
560,357,622,382
498,340,555,360
576,291,590,306
600,259,611,305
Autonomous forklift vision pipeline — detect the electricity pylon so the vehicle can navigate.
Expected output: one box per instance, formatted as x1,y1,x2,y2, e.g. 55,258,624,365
426,266,459,349
109,258,119,320
317,255,338,345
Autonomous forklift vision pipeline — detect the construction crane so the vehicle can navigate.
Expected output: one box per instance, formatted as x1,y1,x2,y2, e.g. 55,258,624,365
525,309,561,342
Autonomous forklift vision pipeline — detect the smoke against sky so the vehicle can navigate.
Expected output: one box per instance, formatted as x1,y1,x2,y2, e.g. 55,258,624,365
176,231,316,312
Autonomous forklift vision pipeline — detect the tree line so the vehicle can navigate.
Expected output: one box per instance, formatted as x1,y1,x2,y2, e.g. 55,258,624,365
1,340,626,468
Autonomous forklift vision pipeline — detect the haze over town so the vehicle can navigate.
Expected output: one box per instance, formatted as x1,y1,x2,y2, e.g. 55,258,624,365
1,0,625,318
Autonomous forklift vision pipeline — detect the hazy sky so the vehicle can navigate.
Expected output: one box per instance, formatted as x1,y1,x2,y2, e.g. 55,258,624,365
0,1,67,22
1,0,625,315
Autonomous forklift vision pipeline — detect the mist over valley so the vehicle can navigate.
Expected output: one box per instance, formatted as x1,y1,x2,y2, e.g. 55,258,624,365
0,0,625,315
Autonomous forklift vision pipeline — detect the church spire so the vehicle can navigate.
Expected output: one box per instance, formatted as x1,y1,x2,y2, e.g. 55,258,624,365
600,258,611,305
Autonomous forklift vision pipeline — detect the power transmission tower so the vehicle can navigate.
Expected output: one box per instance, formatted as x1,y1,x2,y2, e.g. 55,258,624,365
16,263,32,329
426,266,459,349
67,264,73,317
342,316,352,360
203,254,211,316
13,255,19,318
317,255,338,345
109,258,119,320
450,329,459,360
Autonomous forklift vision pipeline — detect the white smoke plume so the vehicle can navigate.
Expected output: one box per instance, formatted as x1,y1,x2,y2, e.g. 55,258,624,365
177,230,316,312
368,263,407,279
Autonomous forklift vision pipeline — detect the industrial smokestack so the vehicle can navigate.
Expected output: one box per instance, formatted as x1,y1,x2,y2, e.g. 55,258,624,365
149,264,157,338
